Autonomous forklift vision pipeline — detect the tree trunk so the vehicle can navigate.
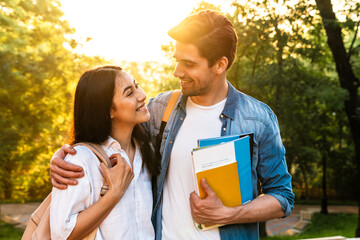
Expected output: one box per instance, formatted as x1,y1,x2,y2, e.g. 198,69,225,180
315,0,360,236
300,165,309,200
321,133,328,214
251,46,262,77
3,178,12,200
321,151,328,214
259,222,267,238
257,180,268,237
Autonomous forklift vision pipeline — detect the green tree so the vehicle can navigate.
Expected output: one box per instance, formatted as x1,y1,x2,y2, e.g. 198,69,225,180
314,0,360,236
0,0,105,200
228,0,357,207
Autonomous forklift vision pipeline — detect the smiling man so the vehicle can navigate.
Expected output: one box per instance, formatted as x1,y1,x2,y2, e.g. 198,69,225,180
144,10,294,240
50,10,294,240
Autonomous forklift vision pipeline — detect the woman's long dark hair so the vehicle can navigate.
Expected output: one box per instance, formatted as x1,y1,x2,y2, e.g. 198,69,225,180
71,66,160,176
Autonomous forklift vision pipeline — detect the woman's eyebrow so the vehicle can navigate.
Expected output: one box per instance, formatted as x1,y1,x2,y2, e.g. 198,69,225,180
122,80,136,94
123,85,132,94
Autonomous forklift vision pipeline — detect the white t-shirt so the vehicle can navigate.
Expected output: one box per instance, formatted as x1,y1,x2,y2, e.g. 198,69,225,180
162,97,226,240
50,136,154,240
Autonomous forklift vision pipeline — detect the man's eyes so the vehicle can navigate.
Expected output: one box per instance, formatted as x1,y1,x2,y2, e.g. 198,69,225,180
184,62,195,67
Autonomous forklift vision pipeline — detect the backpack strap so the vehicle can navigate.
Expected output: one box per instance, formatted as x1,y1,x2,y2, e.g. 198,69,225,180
153,90,181,208
73,142,112,167
73,142,112,196
155,90,181,155
162,90,181,123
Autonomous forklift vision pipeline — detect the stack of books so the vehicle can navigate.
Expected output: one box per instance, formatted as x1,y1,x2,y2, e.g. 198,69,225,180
191,134,254,230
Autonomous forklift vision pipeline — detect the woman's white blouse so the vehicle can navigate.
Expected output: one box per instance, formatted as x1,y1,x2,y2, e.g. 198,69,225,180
50,136,155,240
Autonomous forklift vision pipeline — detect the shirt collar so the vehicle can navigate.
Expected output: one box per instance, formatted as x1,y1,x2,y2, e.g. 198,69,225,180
178,92,187,113
102,136,121,151
221,81,237,120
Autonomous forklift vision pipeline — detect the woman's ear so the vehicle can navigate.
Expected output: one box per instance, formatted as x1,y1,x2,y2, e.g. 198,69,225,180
215,56,229,75
110,106,116,120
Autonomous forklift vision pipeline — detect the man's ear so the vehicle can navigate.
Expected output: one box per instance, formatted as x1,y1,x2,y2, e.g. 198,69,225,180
215,56,228,75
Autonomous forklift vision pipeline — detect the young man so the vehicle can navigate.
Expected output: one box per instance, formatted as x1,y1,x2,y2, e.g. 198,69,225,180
50,10,294,239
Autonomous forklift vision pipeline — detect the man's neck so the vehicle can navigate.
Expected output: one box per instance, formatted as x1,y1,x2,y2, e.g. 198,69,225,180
190,80,229,106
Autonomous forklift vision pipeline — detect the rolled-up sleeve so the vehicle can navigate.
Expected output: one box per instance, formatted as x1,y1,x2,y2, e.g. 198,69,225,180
50,150,92,239
257,111,295,217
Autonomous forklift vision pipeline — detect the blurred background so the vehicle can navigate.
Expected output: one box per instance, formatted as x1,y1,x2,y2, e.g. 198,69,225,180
0,0,359,238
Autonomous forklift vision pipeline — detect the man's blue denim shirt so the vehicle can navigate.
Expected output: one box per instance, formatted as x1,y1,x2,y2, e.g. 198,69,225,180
143,82,295,240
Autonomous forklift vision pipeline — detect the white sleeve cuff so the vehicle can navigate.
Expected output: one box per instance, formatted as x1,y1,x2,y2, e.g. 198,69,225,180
63,213,79,239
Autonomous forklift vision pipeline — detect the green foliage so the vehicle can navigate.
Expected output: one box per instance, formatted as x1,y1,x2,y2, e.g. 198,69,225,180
190,1,221,13
223,0,360,201
0,0,106,200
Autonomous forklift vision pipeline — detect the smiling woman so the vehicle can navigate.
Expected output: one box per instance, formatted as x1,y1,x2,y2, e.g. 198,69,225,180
48,65,160,239
110,71,150,132
59,0,233,62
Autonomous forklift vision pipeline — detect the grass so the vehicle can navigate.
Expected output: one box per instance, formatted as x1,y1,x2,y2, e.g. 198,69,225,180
262,213,358,240
0,221,23,240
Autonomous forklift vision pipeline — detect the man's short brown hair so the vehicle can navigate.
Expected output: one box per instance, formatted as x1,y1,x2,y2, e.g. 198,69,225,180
168,10,238,70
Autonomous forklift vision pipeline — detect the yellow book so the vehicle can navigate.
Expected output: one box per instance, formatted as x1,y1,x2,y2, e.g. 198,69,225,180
196,162,242,207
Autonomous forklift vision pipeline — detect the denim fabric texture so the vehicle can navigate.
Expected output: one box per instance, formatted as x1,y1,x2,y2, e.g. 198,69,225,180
143,81,295,240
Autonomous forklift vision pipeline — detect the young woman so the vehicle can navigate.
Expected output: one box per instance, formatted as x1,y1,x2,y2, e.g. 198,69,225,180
50,66,159,239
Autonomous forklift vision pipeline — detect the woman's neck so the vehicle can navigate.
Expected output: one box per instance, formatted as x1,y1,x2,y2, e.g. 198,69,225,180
110,123,135,158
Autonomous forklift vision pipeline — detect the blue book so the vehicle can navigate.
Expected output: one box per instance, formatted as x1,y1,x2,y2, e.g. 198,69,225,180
197,134,253,204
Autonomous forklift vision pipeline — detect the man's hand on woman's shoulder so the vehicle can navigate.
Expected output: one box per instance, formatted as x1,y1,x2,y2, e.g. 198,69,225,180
50,144,84,189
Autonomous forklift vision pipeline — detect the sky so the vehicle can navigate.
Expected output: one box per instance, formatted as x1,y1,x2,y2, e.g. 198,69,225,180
60,0,234,62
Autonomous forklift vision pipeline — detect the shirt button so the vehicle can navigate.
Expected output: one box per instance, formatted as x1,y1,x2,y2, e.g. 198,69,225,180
223,128,226,131
180,117,184,121
220,114,224,118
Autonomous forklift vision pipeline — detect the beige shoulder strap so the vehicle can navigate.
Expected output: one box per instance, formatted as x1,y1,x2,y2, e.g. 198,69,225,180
73,142,112,167
73,142,111,196
162,90,181,122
